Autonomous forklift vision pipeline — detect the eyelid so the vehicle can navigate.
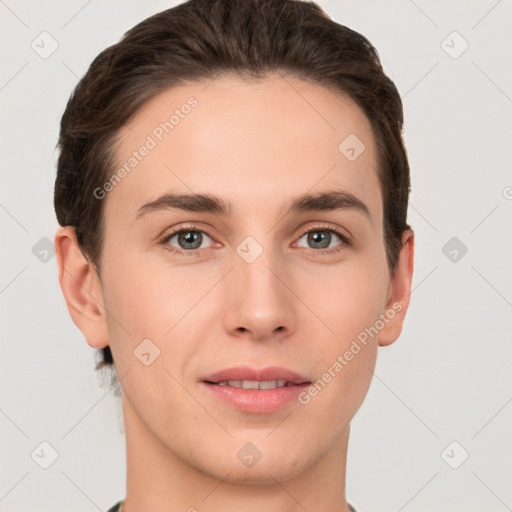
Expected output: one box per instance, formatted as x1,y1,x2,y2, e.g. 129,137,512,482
295,221,352,243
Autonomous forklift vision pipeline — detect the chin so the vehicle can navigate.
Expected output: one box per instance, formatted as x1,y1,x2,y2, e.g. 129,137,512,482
222,461,308,486
192,440,315,486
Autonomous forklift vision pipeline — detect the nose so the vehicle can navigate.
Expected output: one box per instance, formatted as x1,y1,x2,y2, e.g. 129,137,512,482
222,244,296,342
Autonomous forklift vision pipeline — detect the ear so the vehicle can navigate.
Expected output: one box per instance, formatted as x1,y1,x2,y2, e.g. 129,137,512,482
54,226,109,349
378,229,414,347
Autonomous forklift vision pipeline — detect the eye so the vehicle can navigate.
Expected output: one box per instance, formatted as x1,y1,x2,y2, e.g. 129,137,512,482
159,225,214,255
158,222,351,257
295,224,351,254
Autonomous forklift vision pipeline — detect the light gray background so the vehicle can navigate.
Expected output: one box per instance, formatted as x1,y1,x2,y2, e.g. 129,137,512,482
1,1,511,511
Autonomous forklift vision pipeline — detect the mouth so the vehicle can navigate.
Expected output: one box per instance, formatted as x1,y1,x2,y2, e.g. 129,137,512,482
200,366,311,413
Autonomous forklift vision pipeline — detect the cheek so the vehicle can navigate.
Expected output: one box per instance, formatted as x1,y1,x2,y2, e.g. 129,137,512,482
100,249,223,381
101,250,203,334
297,256,388,344
294,256,386,408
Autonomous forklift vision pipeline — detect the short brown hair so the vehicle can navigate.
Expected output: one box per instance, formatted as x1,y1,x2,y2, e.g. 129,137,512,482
54,0,411,375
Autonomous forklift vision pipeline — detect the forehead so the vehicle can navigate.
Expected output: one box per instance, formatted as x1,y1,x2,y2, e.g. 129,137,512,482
106,73,382,224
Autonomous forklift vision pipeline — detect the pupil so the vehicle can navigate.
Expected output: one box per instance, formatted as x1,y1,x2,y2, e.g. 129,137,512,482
309,231,329,249
180,231,201,249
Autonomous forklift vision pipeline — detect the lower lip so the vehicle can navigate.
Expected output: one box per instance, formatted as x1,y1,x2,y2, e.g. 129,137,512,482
201,382,310,413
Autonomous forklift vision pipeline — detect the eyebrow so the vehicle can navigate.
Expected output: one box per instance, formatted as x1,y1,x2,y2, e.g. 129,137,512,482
135,189,371,222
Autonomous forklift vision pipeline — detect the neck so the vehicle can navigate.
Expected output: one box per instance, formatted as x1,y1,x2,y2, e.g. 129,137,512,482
121,395,351,512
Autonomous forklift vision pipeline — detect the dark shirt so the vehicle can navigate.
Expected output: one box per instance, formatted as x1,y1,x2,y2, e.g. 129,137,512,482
107,500,358,511
107,502,122,512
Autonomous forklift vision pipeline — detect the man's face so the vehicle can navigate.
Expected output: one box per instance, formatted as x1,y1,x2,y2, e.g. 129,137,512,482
98,74,399,483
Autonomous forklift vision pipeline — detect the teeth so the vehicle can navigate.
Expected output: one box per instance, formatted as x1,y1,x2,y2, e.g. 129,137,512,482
241,380,260,390
259,380,280,390
216,380,289,389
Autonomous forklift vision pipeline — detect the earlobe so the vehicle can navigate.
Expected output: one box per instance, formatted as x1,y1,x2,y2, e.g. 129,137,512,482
54,226,110,349
378,229,415,347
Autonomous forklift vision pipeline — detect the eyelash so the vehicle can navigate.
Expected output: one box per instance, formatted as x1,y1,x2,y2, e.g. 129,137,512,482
158,222,352,257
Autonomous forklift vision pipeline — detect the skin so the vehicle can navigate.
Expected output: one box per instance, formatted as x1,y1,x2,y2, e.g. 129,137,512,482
55,73,414,512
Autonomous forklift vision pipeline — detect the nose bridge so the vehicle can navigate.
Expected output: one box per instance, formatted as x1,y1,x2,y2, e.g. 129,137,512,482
225,233,295,338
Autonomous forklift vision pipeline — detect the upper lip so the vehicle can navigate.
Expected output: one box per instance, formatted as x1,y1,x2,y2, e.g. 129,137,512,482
202,366,310,385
